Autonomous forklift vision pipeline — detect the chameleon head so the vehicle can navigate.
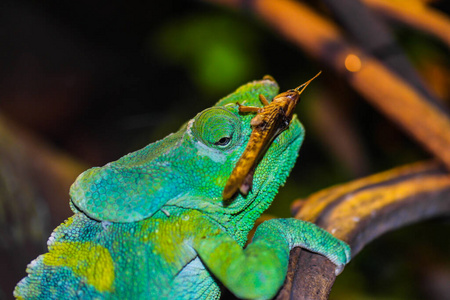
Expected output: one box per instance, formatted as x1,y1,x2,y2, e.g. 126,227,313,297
69,77,304,224
207,78,305,217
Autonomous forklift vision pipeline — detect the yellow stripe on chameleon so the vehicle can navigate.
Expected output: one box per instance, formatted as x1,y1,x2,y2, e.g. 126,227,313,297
43,242,115,292
63,216,75,227
142,211,221,265
143,217,189,264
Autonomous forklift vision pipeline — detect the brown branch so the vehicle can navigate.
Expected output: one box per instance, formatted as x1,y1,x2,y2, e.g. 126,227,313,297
364,0,450,48
277,248,336,300
274,161,450,299
204,0,450,171
320,0,442,110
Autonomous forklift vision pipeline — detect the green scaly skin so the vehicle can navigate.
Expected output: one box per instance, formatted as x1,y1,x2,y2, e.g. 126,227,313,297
14,78,350,300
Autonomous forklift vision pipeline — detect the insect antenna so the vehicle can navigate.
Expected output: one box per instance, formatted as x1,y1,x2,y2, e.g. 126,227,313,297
295,71,322,94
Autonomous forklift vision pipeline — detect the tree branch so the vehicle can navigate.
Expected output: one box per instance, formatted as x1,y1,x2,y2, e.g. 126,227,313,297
320,0,442,110
275,161,450,299
363,0,450,48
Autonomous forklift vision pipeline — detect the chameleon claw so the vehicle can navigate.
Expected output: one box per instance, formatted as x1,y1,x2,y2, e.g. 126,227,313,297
334,264,345,276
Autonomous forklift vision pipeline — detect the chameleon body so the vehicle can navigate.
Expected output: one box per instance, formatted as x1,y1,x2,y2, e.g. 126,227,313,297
15,77,350,300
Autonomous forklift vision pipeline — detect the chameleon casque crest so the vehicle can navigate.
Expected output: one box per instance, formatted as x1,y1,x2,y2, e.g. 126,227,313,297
15,75,350,300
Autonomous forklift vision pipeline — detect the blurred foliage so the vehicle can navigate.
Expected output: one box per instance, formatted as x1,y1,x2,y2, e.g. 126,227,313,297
153,14,262,95
0,0,449,299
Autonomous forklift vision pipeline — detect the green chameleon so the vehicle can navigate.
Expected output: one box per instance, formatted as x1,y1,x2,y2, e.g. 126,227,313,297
14,77,350,300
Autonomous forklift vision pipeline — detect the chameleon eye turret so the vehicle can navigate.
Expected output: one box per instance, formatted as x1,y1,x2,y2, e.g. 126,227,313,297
192,107,242,150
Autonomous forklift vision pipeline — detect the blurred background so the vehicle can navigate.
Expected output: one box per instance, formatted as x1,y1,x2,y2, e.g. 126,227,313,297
0,0,449,299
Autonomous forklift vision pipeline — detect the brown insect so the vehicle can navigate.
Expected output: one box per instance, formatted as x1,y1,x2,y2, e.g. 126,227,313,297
222,71,322,200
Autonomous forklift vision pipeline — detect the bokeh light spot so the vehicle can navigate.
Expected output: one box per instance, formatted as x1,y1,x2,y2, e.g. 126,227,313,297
344,54,362,72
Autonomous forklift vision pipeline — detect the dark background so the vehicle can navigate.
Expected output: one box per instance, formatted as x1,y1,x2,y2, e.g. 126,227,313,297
1,0,449,299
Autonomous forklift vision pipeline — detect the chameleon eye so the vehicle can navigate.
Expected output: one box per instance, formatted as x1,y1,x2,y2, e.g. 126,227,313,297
214,136,231,147
192,107,241,150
